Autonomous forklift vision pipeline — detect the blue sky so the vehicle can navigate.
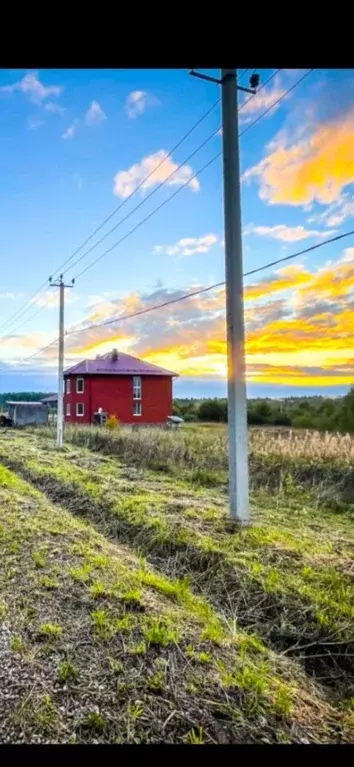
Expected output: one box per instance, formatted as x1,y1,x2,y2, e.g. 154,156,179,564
1,68,354,396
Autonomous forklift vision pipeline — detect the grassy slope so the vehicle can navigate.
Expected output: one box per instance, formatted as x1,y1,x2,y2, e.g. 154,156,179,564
0,431,353,714
0,462,346,744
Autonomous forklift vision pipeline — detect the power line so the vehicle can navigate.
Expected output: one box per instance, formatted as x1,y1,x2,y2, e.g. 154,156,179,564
240,68,314,136
8,68,312,364
66,71,283,281
72,71,304,282
0,97,222,338
0,69,281,340
0,69,281,343
18,227,353,367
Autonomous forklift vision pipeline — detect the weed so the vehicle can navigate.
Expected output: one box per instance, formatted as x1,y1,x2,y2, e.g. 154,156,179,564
32,550,47,568
127,641,147,655
10,635,24,652
39,575,59,590
69,564,93,583
36,694,57,727
186,727,204,744
0,601,8,619
201,623,223,645
109,658,124,674
147,670,165,692
127,702,144,720
143,619,178,647
38,623,62,639
81,711,106,731
58,660,79,682
90,609,114,640
90,581,110,599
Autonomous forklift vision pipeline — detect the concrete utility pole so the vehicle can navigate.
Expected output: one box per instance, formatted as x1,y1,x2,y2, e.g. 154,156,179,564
49,274,74,448
189,67,258,523
221,69,249,524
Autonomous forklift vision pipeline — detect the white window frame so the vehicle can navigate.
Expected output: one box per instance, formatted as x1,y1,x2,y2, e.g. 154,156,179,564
76,377,84,394
133,375,141,400
66,378,71,395
133,401,142,417
66,403,71,417
76,403,84,417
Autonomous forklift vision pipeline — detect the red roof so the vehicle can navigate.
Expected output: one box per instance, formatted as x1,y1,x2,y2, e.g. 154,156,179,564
64,351,178,378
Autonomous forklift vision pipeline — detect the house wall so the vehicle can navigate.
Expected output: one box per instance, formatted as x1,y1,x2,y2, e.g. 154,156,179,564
64,374,173,425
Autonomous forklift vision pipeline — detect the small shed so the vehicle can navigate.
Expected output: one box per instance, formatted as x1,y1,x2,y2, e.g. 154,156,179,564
6,401,48,427
41,394,58,408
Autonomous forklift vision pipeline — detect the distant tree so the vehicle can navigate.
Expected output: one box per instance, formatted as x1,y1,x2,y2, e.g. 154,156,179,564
337,387,354,433
198,399,224,422
252,401,273,422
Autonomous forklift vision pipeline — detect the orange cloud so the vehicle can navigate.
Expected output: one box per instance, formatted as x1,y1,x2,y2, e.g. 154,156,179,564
243,109,354,206
245,265,312,300
5,250,354,387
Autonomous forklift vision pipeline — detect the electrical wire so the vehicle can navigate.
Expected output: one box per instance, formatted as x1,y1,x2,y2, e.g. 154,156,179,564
0,69,280,340
18,227,353,367
0,68,281,341
64,71,283,281
6,68,314,365
0,96,222,338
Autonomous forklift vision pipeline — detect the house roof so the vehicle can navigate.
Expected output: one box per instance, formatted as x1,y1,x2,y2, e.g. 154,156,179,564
64,351,178,378
6,401,46,407
41,395,58,404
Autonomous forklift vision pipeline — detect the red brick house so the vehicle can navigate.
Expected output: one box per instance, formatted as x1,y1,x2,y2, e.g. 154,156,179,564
63,349,178,425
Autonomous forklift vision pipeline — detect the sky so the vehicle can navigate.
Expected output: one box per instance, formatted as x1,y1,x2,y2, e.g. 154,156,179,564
0,67,354,397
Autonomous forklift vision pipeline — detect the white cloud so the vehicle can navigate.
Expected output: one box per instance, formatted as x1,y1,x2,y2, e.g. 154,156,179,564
27,115,44,130
113,150,200,199
61,119,79,140
30,291,77,309
73,172,83,190
44,101,66,115
308,194,354,228
85,100,107,126
155,233,219,257
243,223,337,243
0,71,62,105
239,75,288,122
0,292,18,299
125,90,159,119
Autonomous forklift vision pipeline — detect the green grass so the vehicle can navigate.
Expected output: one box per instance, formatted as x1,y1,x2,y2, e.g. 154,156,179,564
2,459,346,743
2,430,352,699
33,423,354,508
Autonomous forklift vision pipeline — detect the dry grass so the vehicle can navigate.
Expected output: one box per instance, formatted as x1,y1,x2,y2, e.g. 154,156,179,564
1,460,348,744
1,426,353,743
30,424,354,511
1,432,353,694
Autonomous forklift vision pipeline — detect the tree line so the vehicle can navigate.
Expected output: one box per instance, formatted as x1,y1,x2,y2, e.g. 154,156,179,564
173,389,354,433
0,392,53,409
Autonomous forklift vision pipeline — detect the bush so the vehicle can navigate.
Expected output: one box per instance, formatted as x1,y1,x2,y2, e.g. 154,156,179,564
106,414,120,430
271,414,292,427
198,399,225,422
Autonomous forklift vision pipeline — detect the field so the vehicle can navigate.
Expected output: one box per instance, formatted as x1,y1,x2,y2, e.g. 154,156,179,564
0,424,353,743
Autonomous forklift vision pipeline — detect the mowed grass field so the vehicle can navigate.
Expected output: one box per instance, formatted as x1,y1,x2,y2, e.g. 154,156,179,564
0,423,353,743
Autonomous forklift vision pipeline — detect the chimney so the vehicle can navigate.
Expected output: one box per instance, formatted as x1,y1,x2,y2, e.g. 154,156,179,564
111,348,118,362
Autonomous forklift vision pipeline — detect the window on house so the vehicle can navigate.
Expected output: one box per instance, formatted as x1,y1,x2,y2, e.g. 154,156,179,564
133,376,141,400
66,378,71,395
66,403,71,417
76,403,84,417
76,377,84,394
133,401,142,417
